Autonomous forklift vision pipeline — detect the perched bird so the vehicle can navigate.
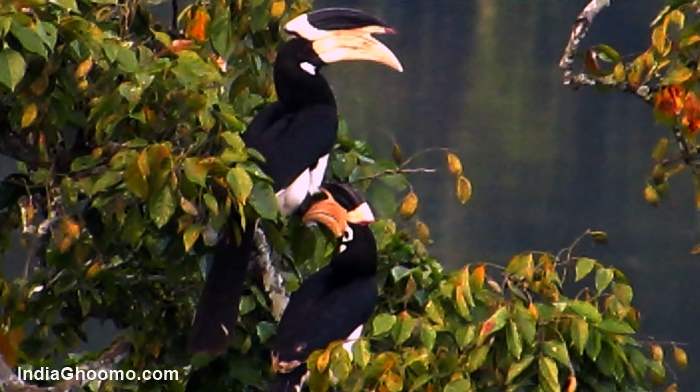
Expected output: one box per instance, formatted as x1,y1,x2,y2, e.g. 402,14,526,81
270,183,378,392
188,8,402,356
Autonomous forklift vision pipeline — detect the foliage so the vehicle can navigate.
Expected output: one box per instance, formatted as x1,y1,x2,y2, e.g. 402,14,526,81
571,0,700,213
0,0,686,391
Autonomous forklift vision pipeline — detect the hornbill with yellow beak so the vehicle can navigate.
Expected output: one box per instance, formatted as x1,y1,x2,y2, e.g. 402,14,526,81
188,8,402,356
270,183,377,392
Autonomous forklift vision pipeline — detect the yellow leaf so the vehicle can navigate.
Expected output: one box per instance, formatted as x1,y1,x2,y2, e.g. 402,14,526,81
665,383,678,392
456,176,472,204
85,260,103,279
651,343,664,361
613,63,625,82
528,302,539,320
664,66,693,85
680,34,700,48
391,143,403,164
270,0,286,19
416,220,430,244
317,347,331,372
74,56,93,79
446,152,463,175
21,103,38,128
673,346,688,369
652,25,670,56
183,224,202,252
644,185,660,206
399,191,418,218
471,264,485,290
666,9,685,30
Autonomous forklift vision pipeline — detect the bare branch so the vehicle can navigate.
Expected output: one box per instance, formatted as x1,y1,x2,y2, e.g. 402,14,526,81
559,0,612,85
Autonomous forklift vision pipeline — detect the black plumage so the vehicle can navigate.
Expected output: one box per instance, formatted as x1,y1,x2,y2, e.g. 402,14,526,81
188,8,400,357
270,184,378,392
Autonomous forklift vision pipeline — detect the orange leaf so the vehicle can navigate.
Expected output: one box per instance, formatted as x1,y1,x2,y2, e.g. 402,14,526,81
186,8,210,43
471,264,485,289
654,85,685,117
0,328,24,367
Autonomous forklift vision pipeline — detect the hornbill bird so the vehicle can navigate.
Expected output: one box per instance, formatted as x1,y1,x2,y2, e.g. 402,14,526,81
270,183,377,392
188,8,402,356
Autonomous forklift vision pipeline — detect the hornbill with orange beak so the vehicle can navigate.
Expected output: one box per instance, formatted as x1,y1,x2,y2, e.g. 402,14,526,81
188,8,402,356
270,183,377,392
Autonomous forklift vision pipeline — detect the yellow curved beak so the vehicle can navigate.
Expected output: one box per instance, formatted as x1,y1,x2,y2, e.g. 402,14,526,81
311,27,403,72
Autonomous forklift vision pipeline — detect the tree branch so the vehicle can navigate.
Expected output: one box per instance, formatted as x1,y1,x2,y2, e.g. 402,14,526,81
253,223,289,321
559,0,612,86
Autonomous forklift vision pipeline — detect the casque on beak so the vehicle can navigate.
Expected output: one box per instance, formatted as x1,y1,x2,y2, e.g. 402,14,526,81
302,190,348,238
311,28,403,72
284,10,403,72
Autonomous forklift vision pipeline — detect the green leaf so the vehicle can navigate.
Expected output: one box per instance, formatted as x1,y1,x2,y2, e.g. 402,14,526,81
203,193,219,215
329,346,351,382
613,283,633,305
477,306,508,344
227,166,253,205
11,22,48,58
248,182,279,220
419,324,436,350
392,314,416,345
513,303,536,344
466,344,490,372
70,155,100,172
0,49,26,91
575,257,596,282
36,22,57,50
50,0,79,11
183,158,208,187
538,356,560,392
571,317,589,356
256,321,275,343
506,354,535,384
351,339,371,367
390,265,411,282
371,313,396,336
595,267,614,294
597,318,635,334
444,379,471,392
91,171,121,194
585,329,602,361
455,325,475,348
424,300,444,326
239,295,256,316
593,44,621,63
117,46,138,73
543,340,571,367
567,300,602,323
148,186,175,228
506,320,522,360
506,253,534,280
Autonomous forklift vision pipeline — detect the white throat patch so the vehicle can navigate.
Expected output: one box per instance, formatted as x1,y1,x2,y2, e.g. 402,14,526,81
300,61,317,75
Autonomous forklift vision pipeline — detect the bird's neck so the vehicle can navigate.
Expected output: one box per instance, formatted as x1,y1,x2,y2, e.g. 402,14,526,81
274,61,336,109
330,225,377,278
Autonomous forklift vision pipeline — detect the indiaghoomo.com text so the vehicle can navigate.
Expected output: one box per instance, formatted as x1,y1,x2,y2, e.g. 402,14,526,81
17,367,180,382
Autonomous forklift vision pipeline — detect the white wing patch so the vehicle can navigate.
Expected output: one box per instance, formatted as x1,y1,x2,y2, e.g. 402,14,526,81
309,154,329,194
343,325,363,358
275,155,329,216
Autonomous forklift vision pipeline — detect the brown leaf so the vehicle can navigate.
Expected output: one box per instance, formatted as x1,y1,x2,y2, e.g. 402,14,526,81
416,220,430,244
392,143,403,164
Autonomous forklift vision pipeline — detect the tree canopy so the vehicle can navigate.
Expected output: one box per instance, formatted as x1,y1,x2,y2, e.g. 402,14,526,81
0,0,690,391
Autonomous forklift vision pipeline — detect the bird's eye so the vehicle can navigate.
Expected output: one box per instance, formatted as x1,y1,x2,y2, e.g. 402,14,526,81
342,226,354,243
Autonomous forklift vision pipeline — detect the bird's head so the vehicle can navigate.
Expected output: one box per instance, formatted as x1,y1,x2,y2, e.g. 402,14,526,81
302,182,375,239
282,8,403,76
